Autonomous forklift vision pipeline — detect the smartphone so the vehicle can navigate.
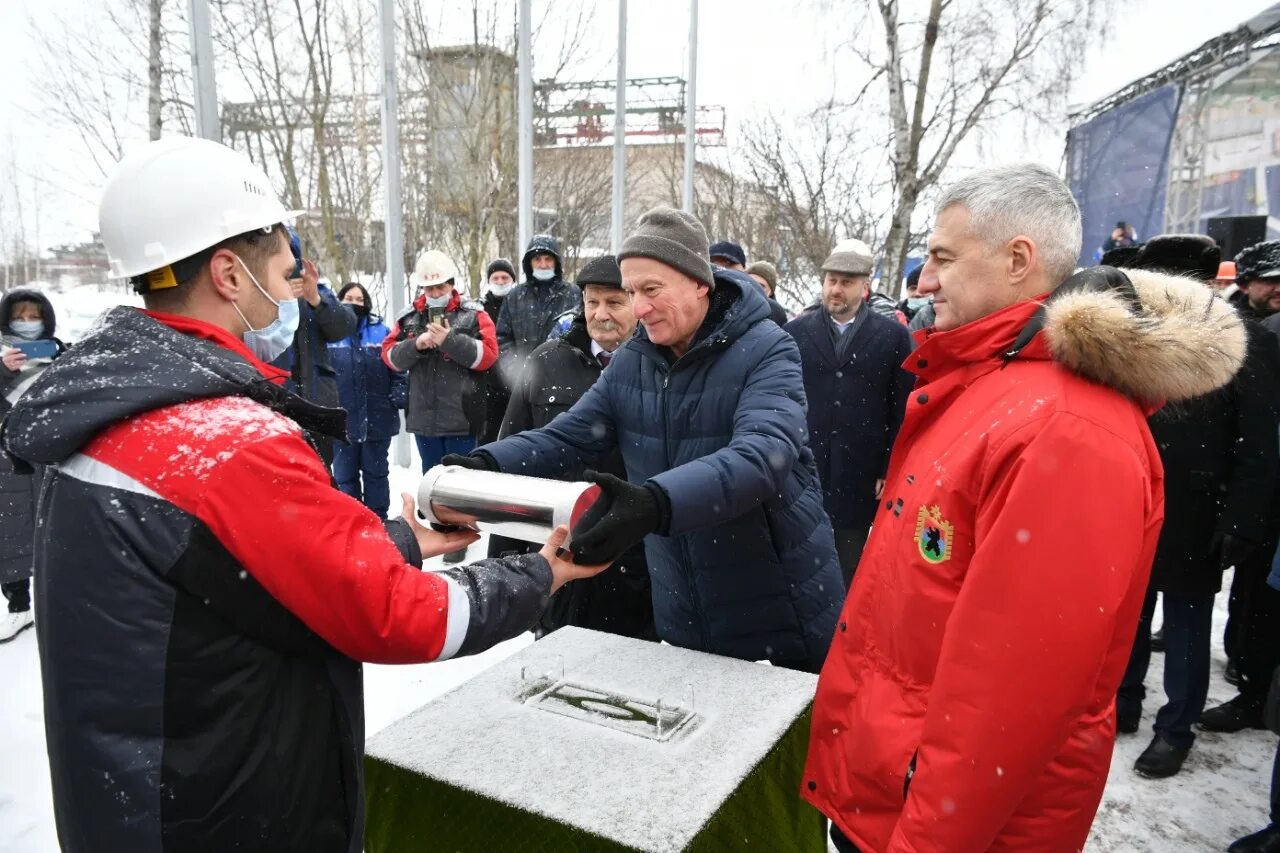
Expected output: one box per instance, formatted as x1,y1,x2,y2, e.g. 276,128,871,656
12,339,58,359
427,307,446,326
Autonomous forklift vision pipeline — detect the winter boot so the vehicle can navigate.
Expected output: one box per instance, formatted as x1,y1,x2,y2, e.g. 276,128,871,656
1133,734,1189,778
1230,825,1280,853
1198,694,1266,733
0,609,34,644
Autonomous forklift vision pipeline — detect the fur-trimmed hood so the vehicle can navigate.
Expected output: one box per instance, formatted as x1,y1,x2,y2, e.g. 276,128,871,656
1041,268,1246,405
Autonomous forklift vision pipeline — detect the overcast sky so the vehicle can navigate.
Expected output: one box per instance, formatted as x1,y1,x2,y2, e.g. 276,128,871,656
0,0,1273,251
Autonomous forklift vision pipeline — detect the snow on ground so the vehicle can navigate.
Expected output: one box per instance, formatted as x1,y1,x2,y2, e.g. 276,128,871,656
0,457,1274,851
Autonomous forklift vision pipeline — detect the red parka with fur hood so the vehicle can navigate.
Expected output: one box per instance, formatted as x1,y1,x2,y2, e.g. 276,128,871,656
803,269,1248,853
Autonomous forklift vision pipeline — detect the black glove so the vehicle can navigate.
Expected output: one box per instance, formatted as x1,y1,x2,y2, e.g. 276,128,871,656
1214,532,1259,573
441,452,497,472
570,471,661,565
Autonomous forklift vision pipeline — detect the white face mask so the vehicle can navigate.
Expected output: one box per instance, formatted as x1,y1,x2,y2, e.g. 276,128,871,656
487,282,514,297
10,320,43,340
532,267,555,282
426,292,453,309
230,255,301,362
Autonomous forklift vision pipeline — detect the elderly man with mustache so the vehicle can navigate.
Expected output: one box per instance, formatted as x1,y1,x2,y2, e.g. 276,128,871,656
486,254,657,641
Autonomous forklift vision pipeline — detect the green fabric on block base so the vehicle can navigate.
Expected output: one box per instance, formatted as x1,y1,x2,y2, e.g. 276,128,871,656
364,758,637,852
363,707,825,852
687,708,826,851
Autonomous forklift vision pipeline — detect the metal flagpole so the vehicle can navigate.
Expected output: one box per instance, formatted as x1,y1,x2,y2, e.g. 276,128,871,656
518,0,534,255
681,0,698,213
379,0,410,468
611,0,628,252
188,0,221,141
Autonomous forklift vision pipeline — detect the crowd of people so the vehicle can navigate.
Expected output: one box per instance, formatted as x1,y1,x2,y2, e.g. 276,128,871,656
2,135,1280,852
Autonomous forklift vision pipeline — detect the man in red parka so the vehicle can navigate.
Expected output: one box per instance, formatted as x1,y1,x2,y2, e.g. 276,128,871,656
803,163,1249,853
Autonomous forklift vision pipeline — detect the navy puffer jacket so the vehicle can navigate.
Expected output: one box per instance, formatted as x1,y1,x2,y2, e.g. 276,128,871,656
480,271,843,671
328,314,406,443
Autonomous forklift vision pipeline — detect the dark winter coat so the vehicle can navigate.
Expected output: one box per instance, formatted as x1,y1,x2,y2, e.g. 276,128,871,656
479,271,844,671
908,300,935,332
1148,320,1280,596
382,291,498,437
785,306,914,532
1230,288,1279,323
479,289,512,442
492,315,655,640
0,288,64,585
1264,310,1280,341
866,291,907,325
328,314,407,443
270,284,357,408
766,297,789,327
494,235,582,389
0,306,552,853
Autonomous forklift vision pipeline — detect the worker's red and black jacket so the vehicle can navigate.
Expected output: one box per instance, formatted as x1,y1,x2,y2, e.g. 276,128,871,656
0,306,551,853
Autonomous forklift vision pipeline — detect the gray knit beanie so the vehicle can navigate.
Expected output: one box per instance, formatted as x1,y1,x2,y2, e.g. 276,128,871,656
746,260,778,292
618,207,715,289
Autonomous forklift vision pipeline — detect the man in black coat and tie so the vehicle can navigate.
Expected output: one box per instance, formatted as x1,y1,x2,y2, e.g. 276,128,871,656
785,239,914,585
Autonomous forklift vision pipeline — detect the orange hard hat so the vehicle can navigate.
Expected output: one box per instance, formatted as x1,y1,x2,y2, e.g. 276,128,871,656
1216,261,1237,281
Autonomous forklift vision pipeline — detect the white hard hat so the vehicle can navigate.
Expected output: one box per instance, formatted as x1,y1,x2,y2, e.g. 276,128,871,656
98,136,302,280
410,249,459,288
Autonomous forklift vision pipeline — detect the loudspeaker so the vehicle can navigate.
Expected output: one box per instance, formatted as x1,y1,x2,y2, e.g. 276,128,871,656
1207,215,1268,260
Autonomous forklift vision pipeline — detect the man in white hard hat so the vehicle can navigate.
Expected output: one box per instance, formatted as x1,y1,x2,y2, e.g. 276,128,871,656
382,249,498,477
0,136,606,853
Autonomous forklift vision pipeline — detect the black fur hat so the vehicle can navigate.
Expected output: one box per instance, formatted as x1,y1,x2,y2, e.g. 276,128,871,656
1235,239,1280,282
1128,234,1220,282
1100,244,1143,268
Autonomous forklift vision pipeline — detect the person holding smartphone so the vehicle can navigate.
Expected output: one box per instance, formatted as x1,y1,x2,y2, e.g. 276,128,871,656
381,249,498,473
0,288,65,642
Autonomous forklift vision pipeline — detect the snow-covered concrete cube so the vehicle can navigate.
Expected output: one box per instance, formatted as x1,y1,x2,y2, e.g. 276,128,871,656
364,627,825,852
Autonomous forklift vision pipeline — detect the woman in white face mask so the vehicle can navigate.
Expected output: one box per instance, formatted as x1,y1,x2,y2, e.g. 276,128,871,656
0,288,66,642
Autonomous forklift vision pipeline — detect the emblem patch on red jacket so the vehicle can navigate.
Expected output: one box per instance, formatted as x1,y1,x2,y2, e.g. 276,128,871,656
915,505,954,564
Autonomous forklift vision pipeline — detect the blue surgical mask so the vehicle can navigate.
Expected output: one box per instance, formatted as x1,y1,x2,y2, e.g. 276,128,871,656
230,255,301,362
426,293,452,309
532,267,555,282
907,296,931,311
10,320,43,340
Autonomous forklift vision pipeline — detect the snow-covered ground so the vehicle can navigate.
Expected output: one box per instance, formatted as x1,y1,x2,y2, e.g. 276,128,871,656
0,330,1274,849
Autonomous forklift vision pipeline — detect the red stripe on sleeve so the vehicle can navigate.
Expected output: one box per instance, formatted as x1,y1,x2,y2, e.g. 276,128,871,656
473,308,499,372
84,396,454,664
381,320,403,371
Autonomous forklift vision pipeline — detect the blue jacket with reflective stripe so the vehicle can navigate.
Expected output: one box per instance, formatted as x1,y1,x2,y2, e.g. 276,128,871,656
328,316,405,442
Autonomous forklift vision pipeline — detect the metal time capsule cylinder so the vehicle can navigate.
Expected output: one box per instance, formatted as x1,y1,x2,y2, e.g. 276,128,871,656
416,466,603,546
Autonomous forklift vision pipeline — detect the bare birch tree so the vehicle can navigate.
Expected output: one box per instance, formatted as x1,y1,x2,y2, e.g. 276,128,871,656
30,0,192,177
841,0,1106,294
737,108,887,304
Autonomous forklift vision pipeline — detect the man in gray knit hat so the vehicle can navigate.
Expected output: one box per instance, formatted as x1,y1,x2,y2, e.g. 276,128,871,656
449,206,844,672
